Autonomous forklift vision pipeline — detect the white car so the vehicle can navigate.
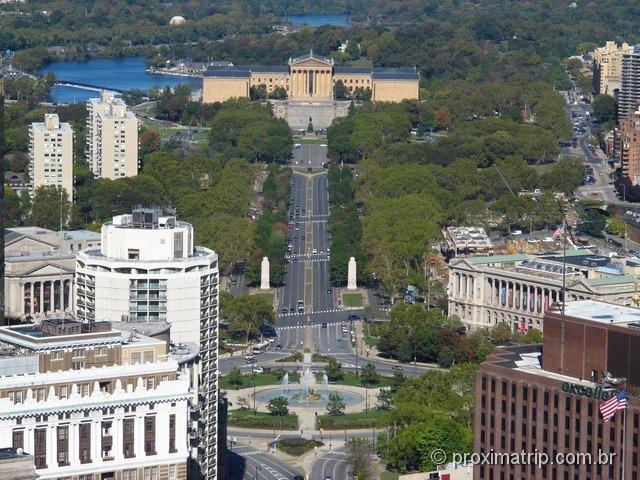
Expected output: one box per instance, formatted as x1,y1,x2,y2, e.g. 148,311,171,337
320,144,327,147
312,248,318,254
253,366,264,374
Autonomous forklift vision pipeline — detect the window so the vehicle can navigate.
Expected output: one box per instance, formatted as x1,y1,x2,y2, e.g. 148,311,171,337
131,352,142,364
80,384,90,396
123,471,137,480
143,350,154,363
12,430,23,450
59,386,68,399
143,466,158,480
145,377,155,389
72,349,84,358
169,464,177,480
73,361,84,370
128,249,140,260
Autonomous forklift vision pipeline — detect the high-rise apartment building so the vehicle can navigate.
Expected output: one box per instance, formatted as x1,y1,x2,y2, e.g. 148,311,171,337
616,107,640,185
28,114,73,203
0,315,192,480
618,45,640,118
74,207,221,479
475,300,638,480
592,41,631,96
86,91,138,179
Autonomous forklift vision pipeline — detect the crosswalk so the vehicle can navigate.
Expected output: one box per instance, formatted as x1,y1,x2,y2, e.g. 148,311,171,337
286,252,329,258
277,308,353,318
276,320,346,329
286,257,330,263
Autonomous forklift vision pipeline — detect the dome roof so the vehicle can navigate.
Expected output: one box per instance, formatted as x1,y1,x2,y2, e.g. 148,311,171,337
169,16,185,25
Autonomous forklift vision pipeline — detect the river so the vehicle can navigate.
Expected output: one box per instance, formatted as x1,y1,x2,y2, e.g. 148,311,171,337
40,57,202,104
284,14,350,26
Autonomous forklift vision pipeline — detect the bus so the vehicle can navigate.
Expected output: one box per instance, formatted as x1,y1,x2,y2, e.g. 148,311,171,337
251,341,270,355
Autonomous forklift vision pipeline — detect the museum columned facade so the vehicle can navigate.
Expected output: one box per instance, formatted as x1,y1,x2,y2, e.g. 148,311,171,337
202,50,420,103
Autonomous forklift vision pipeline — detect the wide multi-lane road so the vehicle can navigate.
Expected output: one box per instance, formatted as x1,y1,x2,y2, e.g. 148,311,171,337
220,144,434,377
309,447,350,480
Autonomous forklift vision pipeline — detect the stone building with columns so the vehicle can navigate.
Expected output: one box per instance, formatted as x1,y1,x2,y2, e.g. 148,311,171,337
0,316,191,480
448,250,640,332
4,227,101,321
202,50,419,104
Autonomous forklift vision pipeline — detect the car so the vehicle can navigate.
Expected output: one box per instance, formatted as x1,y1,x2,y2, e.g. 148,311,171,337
268,337,275,343
312,248,318,254
276,344,283,350
245,354,256,361
253,366,264,374
281,306,288,313
321,323,327,328
290,307,296,313
301,235,305,240
392,365,404,371
298,306,304,313
327,289,332,294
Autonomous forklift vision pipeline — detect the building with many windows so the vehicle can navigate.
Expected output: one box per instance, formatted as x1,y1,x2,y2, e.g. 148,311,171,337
475,300,639,480
4,227,101,321
0,316,192,480
618,45,640,118
202,50,419,103
616,107,640,185
74,208,218,346
592,41,631,96
74,208,221,479
28,113,73,203
448,250,640,332
86,91,138,179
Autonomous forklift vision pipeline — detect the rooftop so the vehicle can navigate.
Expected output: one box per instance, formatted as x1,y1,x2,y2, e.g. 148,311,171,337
562,299,640,326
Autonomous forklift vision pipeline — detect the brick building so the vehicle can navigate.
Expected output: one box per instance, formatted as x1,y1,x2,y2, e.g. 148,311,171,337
475,300,639,480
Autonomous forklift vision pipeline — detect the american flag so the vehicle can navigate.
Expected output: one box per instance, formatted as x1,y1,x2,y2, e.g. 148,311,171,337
599,389,628,422
553,225,565,238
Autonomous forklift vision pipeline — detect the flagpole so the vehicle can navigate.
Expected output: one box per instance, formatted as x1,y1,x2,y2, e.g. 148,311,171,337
621,407,626,480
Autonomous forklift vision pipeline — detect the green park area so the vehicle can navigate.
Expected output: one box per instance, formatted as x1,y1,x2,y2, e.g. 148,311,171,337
228,410,298,430
220,370,299,390
317,410,388,430
276,438,324,456
342,293,363,308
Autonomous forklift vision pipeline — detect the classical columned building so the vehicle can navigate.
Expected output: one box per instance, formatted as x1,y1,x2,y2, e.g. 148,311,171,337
4,227,101,321
202,50,419,104
448,251,640,332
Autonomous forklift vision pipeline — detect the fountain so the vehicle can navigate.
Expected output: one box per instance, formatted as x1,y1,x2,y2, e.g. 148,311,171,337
301,368,311,399
322,373,329,400
282,372,289,397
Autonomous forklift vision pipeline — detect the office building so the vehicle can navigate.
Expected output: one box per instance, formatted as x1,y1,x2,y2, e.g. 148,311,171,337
28,114,73,203
618,45,640,118
0,316,192,480
203,50,419,103
448,250,640,332
592,41,631,96
475,300,639,480
4,227,100,321
616,107,640,185
86,91,138,179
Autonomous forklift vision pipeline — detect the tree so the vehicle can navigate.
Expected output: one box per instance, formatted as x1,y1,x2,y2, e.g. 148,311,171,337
31,185,71,229
4,187,23,226
437,347,454,368
347,438,372,479
222,293,275,346
268,86,287,100
592,94,617,123
250,84,267,101
237,397,250,410
139,129,162,157
360,362,380,386
490,322,513,344
325,357,344,382
267,396,290,416
227,367,244,387
578,210,606,237
326,392,346,416
334,80,349,100
376,388,394,410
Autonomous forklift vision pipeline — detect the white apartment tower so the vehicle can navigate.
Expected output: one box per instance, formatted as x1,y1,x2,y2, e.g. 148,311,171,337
86,91,139,179
28,113,73,203
74,208,221,479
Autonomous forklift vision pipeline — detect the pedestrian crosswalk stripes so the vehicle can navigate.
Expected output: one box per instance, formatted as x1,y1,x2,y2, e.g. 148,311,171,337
277,308,353,318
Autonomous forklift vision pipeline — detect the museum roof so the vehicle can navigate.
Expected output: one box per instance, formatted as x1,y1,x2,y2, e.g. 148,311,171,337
203,68,251,78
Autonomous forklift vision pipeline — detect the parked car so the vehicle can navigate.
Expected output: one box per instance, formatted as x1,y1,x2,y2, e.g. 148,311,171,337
245,354,256,361
253,366,264,374
392,365,404,371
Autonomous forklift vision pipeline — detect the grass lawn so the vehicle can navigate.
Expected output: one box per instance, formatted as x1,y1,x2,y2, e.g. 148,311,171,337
343,293,363,307
380,471,400,480
312,353,332,363
228,410,298,430
139,117,184,140
253,292,274,305
363,322,383,348
276,438,323,456
317,410,389,430
220,371,299,390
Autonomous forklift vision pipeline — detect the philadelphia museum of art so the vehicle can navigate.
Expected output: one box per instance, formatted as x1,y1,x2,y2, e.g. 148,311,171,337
202,50,420,103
